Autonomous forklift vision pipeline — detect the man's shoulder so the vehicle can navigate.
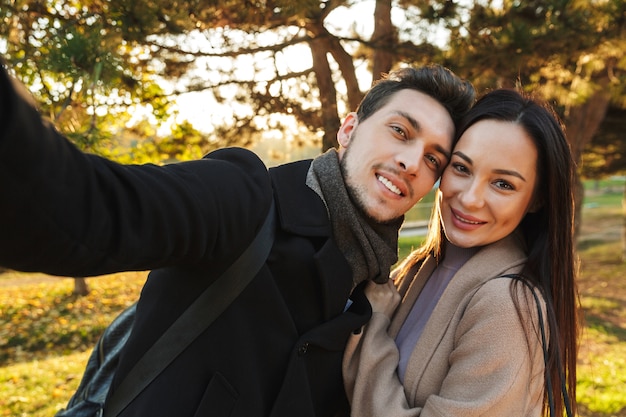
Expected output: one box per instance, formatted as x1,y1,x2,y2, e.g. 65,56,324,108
270,158,313,174
268,158,314,194
203,147,267,169
268,158,329,234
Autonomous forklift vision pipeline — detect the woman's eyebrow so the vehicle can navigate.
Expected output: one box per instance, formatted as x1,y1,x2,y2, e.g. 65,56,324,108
453,151,527,181
452,150,472,164
494,168,527,181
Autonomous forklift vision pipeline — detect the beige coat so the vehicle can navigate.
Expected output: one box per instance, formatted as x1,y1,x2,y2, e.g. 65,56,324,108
343,233,546,416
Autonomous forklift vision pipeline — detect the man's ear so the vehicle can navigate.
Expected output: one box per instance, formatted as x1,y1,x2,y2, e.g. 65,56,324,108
337,112,359,148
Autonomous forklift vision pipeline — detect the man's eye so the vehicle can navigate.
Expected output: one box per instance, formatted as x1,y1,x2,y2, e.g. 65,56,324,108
426,155,440,169
391,125,407,138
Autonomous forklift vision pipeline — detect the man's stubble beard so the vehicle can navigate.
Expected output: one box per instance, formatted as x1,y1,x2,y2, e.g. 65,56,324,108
339,141,403,226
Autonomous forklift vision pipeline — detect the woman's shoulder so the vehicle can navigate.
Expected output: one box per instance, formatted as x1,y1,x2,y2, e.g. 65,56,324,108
468,275,545,328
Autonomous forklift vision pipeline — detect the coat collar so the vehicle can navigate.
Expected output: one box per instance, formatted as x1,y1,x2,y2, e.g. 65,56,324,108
388,232,529,401
390,231,528,338
269,159,354,318
269,159,331,237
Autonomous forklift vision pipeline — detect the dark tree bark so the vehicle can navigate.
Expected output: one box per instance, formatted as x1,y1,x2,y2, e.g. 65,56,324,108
307,23,341,151
564,76,612,238
371,0,395,83
73,277,90,296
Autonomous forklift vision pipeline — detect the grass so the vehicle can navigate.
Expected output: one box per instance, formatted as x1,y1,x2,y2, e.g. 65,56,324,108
575,191,626,416
576,241,626,416
1,180,625,416
2,351,92,416
0,272,146,416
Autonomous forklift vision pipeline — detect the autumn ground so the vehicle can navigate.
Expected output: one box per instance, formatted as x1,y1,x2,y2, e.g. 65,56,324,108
1,182,626,416
575,188,626,417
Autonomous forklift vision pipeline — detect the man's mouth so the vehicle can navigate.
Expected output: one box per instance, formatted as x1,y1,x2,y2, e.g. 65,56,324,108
377,174,402,196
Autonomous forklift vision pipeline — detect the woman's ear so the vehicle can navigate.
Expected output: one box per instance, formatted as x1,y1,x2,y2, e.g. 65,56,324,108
528,197,543,213
337,112,359,148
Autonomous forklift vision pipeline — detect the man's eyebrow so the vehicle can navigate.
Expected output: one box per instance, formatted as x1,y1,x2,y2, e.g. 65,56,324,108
394,110,420,131
436,144,451,161
452,150,527,181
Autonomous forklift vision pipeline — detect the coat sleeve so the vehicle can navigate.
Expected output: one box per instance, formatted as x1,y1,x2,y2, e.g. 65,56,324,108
343,312,417,417
343,279,545,417
0,64,273,277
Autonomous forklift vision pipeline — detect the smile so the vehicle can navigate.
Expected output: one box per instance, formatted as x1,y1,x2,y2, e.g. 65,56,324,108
377,175,402,195
453,210,484,225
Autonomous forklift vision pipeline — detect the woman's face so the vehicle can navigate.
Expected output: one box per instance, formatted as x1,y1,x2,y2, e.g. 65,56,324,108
439,119,539,248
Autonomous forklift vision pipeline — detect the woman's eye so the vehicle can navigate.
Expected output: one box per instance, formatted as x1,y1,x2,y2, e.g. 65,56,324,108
452,162,468,174
494,180,515,190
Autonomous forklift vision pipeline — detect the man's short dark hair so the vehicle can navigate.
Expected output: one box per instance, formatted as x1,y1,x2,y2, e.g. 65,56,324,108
356,65,475,129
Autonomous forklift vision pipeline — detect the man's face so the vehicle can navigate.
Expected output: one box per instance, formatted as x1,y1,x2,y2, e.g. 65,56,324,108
338,89,455,223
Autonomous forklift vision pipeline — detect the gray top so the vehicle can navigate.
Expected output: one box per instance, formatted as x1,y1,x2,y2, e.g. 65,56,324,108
395,242,478,381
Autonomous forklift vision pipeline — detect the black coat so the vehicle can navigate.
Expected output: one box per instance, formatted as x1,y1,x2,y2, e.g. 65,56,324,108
0,65,371,416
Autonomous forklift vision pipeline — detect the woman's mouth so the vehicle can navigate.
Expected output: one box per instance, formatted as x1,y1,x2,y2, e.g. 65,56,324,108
451,208,485,226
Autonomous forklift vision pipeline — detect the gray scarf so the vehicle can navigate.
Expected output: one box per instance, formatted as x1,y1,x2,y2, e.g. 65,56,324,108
306,149,402,287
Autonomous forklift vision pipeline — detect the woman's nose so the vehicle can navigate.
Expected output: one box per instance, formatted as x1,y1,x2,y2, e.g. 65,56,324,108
459,181,485,209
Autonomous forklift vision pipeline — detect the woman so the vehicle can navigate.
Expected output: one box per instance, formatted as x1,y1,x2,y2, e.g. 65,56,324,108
343,89,579,416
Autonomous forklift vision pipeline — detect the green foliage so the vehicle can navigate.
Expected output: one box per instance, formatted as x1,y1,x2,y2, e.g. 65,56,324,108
582,107,626,178
2,0,625,164
430,0,626,183
441,0,624,96
0,0,180,161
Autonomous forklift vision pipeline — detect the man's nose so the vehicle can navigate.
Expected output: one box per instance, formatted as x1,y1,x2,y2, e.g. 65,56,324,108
397,143,424,175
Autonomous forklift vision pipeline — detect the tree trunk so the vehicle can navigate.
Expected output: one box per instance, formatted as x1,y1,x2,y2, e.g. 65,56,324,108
307,24,341,151
327,35,363,112
371,0,395,83
622,182,626,262
73,277,90,296
564,79,611,238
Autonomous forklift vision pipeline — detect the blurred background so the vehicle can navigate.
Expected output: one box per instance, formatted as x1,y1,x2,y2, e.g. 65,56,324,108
1,1,625,415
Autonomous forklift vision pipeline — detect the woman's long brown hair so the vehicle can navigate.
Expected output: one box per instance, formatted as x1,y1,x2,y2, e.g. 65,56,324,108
396,89,579,416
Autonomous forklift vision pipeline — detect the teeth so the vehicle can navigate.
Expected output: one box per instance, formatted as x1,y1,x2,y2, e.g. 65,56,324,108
454,212,481,224
377,175,401,195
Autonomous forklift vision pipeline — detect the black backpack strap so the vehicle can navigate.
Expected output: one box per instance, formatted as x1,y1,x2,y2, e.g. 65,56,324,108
103,201,276,417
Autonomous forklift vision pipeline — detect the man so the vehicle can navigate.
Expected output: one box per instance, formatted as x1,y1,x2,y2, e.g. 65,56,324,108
0,62,474,416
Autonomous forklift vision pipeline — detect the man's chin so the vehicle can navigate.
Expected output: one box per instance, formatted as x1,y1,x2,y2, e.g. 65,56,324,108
362,207,404,227
376,214,405,226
